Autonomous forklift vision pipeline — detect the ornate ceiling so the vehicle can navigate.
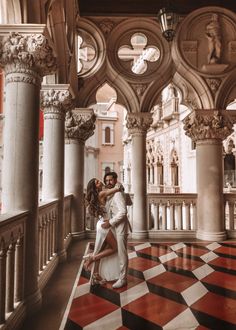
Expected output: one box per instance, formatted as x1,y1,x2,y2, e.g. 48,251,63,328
78,0,236,17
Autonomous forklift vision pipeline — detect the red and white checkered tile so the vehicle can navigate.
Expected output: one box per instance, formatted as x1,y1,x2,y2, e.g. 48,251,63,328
62,241,236,329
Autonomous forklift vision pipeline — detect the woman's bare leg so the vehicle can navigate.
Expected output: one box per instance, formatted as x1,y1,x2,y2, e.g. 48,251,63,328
84,230,117,270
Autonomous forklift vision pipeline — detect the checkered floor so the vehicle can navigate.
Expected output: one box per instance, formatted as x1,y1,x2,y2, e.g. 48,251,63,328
62,241,236,330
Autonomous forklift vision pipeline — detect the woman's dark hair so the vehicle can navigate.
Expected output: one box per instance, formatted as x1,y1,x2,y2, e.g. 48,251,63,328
86,178,104,217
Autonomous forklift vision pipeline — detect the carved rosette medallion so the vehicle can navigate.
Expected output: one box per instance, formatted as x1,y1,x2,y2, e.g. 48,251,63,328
65,108,96,142
206,78,221,94
0,32,57,81
183,110,236,142
126,112,153,135
99,19,115,35
131,83,148,100
41,88,74,120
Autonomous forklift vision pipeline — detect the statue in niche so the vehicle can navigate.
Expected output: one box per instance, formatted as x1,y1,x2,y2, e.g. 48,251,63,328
205,14,222,64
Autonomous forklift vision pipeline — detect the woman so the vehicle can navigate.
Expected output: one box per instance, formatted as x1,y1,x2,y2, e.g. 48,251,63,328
84,178,121,285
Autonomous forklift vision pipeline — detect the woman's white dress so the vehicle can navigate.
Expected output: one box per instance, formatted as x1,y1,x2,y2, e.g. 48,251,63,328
93,217,120,281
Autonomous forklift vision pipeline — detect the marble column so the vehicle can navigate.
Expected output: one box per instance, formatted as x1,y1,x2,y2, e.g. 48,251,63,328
126,112,153,239
65,108,96,236
41,85,74,261
0,26,56,310
183,109,236,241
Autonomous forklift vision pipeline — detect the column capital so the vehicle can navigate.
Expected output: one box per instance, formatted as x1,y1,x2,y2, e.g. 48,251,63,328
126,112,153,135
65,108,96,143
183,109,236,142
0,25,57,78
40,84,75,120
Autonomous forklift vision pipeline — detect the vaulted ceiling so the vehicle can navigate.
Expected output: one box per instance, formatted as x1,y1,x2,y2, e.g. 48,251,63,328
78,0,236,17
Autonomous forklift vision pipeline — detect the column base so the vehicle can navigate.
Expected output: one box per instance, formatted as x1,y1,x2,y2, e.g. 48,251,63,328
196,230,227,241
130,230,148,240
25,288,42,314
71,231,87,240
58,249,67,262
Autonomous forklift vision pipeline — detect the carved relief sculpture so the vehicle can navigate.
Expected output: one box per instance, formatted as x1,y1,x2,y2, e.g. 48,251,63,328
205,14,222,64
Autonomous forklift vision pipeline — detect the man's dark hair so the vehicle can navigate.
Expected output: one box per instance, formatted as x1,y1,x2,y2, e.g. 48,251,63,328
104,171,118,183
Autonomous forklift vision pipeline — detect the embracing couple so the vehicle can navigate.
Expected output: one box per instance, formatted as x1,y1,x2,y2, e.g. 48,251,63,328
85,171,129,289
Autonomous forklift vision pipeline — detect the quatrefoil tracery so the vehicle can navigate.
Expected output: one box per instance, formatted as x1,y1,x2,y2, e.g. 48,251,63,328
118,33,160,75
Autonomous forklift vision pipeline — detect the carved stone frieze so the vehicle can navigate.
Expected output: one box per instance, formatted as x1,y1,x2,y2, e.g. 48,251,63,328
0,32,57,76
183,110,236,142
41,87,74,120
126,112,153,135
65,108,96,142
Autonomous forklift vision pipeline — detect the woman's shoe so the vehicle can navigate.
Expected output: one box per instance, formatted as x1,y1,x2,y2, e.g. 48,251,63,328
83,254,95,271
91,273,106,286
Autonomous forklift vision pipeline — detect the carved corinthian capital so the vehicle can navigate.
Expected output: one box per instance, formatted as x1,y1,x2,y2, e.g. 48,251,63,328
65,108,96,142
41,84,75,120
183,110,236,142
126,112,153,135
0,31,57,76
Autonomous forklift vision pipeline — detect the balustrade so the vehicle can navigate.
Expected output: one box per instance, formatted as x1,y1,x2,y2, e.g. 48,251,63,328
147,194,197,238
0,212,27,327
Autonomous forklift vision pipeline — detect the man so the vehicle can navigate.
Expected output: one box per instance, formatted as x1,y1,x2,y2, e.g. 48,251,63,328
102,171,129,289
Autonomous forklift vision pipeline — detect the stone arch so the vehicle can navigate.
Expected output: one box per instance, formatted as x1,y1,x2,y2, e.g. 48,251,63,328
106,17,174,113
76,17,106,79
77,68,139,112
216,69,236,108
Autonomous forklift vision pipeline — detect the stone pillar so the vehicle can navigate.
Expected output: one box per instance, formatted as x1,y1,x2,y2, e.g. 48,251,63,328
183,109,236,241
41,85,74,261
0,27,56,310
126,112,153,239
0,69,3,114
65,108,96,236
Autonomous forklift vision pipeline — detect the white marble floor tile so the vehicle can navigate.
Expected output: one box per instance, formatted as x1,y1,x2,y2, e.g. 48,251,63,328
143,263,166,280
84,308,122,330
163,307,199,330
181,281,208,306
200,251,218,263
75,282,90,298
192,263,214,280
120,281,149,307
159,251,178,263
134,242,152,251
170,242,186,251
206,242,221,251
128,251,137,259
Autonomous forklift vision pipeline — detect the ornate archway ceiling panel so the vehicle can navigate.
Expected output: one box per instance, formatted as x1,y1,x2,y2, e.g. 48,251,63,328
106,18,172,84
174,6,236,77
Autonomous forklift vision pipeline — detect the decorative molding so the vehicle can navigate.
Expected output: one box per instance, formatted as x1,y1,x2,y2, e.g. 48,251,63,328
183,110,236,141
41,87,74,120
99,19,115,35
0,32,57,76
131,83,148,99
126,112,153,135
5,72,41,86
65,108,96,142
206,78,221,94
